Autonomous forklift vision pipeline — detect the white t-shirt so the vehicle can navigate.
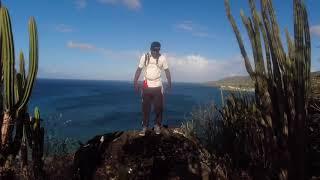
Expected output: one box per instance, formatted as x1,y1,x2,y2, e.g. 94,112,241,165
138,53,169,88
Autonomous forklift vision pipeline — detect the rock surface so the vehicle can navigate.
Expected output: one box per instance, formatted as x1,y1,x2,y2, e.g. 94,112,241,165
72,128,212,180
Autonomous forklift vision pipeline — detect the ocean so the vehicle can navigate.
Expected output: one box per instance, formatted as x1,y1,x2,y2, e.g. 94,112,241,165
28,79,222,142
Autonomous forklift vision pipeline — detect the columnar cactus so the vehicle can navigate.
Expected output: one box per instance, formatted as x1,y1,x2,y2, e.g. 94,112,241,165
0,7,38,149
0,2,44,179
0,5,42,179
1,6,17,147
225,0,310,179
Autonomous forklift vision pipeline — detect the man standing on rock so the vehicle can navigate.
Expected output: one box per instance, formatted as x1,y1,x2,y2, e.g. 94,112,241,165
133,41,172,136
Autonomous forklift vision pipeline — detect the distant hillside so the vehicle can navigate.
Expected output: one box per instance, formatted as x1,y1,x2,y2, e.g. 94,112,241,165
312,71,320,77
206,75,253,89
206,71,320,93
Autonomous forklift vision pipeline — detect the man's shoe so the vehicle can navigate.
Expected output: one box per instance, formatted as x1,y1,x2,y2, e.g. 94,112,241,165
139,127,147,136
154,125,161,135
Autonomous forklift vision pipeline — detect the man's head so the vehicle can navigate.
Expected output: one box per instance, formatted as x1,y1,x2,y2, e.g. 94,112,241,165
150,41,161,57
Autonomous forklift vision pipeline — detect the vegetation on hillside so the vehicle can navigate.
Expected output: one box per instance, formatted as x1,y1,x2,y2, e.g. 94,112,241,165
181,0,319,179
206,71,320,93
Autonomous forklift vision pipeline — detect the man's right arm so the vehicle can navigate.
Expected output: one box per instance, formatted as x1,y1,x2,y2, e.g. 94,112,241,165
134,54,145,91
164,69,171,88
133,67,142,92
134,68,142,84
162,55,171,90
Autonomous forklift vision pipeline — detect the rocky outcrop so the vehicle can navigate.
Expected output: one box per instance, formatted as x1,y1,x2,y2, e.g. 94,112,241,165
72,128,212,180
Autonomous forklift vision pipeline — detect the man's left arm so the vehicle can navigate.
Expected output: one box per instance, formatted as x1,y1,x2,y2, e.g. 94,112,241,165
162,56,171,89
164,69,171,89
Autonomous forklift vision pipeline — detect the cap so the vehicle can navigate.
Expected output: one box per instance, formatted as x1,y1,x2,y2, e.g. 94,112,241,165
150,41,161,49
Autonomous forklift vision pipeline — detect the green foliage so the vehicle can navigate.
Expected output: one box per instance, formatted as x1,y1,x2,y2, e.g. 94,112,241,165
184,93,318,178
225,0,311,179
44,136,78,157
180,119,196,139
183,103,222,153
219,94,273,176
42,113,79,157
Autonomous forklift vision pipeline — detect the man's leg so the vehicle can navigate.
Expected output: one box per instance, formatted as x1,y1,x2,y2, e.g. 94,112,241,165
154,87,164,128
142,89,152,128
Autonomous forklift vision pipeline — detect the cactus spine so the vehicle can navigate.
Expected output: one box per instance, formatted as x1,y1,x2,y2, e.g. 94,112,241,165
225,0,310,179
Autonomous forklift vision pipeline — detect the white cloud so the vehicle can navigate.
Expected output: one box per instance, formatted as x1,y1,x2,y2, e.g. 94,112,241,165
175,21,213,38
176,21,194,31
67,40,141,60
310,25,320,37
67,41,97,51
97,0,141,10
55,24,74,33
66,40,249,82
165,53,248,82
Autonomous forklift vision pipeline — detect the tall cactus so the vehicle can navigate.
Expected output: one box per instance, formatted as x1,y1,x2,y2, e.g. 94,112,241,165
0,4,39,167
225,0,310,179
0,2,43,178
1,6,16,147
0,8,38,148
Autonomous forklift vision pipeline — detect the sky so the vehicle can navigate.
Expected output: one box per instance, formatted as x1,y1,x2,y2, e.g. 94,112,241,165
3,0,320,82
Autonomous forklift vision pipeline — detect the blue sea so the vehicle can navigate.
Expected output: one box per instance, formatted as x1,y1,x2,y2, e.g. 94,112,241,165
28,79,222,142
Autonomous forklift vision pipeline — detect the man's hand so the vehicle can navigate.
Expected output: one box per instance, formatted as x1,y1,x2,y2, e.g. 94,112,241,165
134,81,140,94
164,83,172,94
164,69,171,94
134,68,142,94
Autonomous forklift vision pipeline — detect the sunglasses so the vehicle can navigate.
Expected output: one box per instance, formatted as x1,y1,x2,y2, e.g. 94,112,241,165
151,48,160,52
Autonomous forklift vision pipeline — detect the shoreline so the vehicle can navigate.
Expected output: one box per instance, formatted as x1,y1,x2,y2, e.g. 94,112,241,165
219,85,255,92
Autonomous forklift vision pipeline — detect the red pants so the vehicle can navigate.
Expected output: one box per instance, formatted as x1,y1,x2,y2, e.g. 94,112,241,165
142,87,163,127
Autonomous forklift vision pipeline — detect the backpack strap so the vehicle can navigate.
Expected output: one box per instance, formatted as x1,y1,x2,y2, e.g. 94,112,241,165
144,53,161,66
144,53,150,67
156,54,161,65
